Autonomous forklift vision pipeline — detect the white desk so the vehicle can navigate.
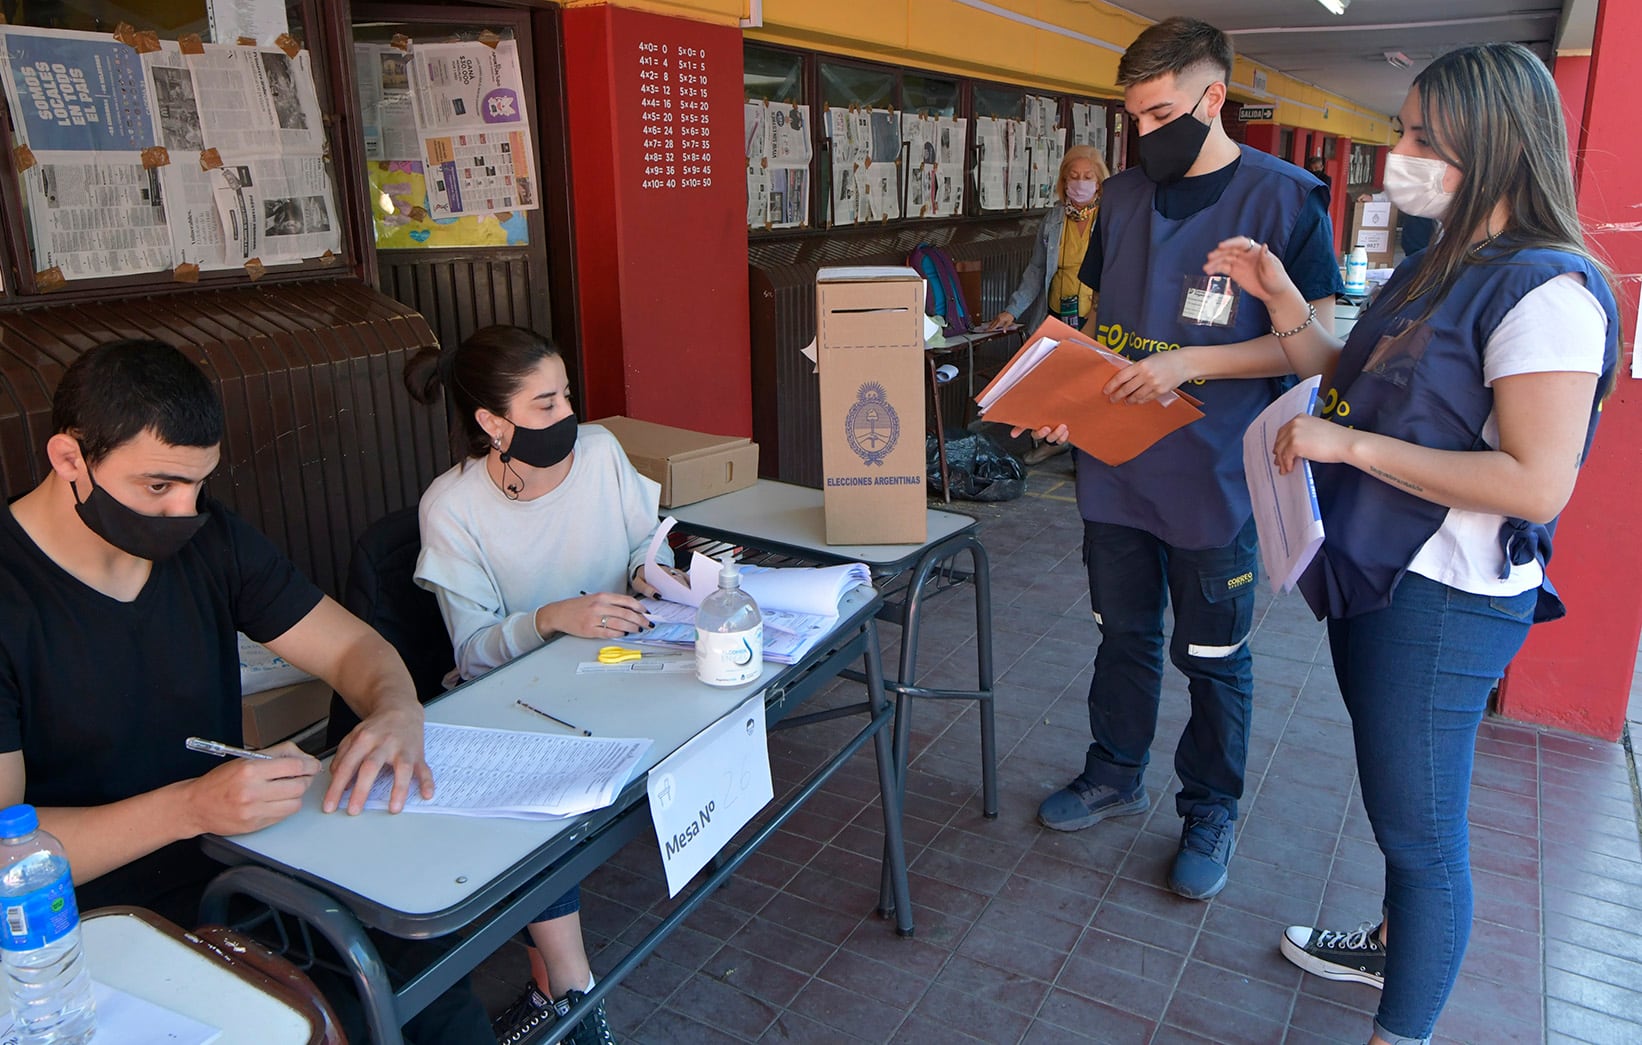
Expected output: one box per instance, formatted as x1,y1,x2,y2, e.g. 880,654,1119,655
82,909,320,1044
201,587,909,1044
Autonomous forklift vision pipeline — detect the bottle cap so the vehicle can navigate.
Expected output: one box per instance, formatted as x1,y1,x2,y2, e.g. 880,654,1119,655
719,552,741,586
0,804,38,838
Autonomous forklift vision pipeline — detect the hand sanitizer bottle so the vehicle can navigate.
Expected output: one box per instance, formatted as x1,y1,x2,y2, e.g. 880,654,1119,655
695,554,763,686
1344,244,1369,296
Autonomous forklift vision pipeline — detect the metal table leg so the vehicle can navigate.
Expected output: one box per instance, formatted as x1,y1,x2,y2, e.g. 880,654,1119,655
877,532,996,914
201,865,403,1045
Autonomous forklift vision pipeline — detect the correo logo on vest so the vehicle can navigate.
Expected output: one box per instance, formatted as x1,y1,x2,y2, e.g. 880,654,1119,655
846,381,900,466
1097,322,1130,354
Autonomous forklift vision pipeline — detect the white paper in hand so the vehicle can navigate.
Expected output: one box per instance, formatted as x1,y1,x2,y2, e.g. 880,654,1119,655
1243,375,1326,594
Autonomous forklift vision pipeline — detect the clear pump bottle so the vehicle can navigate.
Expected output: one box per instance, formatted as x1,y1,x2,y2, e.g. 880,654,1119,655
694,554,764,686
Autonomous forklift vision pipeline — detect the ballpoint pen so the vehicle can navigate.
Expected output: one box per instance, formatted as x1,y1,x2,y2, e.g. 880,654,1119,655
186,736,276,760
515,699,593,736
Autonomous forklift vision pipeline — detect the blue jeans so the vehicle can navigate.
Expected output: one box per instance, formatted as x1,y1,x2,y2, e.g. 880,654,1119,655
1328,573,1534,1041
1079,519,1258,819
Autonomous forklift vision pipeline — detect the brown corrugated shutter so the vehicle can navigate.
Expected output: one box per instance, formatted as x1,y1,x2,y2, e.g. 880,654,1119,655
0,280,448,597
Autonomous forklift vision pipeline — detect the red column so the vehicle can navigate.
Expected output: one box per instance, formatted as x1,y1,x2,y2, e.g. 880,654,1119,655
1554,54,1592,159
561,5,752,436
1242,124,1279,155
1497,2,1642,740
1327,137,1349,253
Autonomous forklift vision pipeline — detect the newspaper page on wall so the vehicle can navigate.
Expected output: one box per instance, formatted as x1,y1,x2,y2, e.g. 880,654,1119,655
744,100,810,229
209,155,338,263
186,43,324,156
824,106,869,226
355,43,419,162
142,44,233,270
406,39,538,218
976,116,1030,212
207,0,290,46
0,27,172,280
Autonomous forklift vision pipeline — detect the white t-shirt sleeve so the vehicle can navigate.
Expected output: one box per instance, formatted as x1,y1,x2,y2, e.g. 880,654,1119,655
1481,272,1607,385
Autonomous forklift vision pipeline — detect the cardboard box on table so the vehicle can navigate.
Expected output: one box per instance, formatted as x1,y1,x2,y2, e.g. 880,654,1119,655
815,267,928,545
594,415,759,508
1349,199,1400,267
242,679,332,748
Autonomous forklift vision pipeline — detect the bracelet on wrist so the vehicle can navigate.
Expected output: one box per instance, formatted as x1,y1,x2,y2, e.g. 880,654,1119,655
1271,303,1316,339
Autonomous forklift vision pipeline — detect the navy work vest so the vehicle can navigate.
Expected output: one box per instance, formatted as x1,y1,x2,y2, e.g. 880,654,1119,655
1298,243,1619,621
1077,146,1319,549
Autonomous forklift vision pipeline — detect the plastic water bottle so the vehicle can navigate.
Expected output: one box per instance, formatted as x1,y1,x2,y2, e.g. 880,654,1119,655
0,805,94,1045
1344,244,1369,296
695,554,763,687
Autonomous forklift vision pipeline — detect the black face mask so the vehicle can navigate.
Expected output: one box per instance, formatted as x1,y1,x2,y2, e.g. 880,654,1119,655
71,466,207,562
500,413,578,470
1136,84,1213,187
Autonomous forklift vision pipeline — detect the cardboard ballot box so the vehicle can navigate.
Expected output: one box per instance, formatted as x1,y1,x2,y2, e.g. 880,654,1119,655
594,415,759,508
816,266,928,545
1350,199,1400,268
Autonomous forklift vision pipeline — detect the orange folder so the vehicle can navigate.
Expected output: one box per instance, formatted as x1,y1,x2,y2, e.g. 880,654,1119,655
975,316,1204,466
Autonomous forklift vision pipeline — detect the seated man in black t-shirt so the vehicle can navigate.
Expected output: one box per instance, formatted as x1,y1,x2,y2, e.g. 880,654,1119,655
0,339,488,1043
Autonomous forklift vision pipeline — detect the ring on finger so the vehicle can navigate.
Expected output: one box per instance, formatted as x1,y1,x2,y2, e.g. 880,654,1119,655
600,615,608,630
1245,236,1258,252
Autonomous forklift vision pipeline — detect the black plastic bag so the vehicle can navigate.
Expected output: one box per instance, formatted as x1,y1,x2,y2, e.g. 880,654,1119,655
926,429,1026,502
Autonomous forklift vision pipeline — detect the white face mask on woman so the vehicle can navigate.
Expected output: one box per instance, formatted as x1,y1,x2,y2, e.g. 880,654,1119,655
1383,153,1454,220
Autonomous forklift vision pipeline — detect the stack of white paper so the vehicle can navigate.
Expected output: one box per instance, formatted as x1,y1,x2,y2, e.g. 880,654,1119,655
1243,375,1326,594
361,724,651,820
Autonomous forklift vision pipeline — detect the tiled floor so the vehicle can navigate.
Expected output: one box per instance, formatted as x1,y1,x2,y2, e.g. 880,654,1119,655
474,457,1642,1044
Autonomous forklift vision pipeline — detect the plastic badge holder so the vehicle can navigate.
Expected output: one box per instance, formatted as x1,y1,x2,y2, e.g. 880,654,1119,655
1180,273,1239,327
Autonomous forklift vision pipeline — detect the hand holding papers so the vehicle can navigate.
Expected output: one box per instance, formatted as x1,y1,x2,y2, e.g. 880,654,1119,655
1243,376,1326,593
975,317,1203,465
359,723,650,820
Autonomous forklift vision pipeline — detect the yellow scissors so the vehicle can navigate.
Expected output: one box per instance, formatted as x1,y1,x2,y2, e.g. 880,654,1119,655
597,646,647,664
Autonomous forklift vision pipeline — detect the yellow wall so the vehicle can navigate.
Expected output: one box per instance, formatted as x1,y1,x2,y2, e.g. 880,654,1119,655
573,0,1395,144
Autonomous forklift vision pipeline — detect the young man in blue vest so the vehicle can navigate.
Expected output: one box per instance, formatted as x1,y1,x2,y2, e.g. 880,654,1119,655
1033,18,1343,899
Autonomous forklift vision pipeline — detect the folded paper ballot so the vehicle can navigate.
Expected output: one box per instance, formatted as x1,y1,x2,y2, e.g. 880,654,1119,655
646,517,871,616
975,316,1203,465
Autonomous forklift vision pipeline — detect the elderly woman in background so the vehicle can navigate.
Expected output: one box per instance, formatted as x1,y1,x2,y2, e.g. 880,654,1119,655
989,143,1109,463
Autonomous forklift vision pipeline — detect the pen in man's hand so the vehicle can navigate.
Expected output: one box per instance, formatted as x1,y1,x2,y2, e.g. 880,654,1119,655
186,736,276,761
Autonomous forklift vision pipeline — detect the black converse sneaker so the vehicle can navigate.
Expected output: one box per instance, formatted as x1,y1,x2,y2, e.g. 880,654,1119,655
1280,922,1387,988
493,984,559,1044
554,989,617,1045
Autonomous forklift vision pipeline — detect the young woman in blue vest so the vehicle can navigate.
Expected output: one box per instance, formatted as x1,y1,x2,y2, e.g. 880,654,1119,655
989,144,1109,465
1207,44,1618,1045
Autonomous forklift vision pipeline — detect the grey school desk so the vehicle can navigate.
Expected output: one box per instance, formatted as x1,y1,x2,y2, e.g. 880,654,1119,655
199,587,909,1045
670,480,995,914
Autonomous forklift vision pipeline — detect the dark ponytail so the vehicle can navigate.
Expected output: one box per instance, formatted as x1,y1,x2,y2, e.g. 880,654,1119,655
404,326,563,459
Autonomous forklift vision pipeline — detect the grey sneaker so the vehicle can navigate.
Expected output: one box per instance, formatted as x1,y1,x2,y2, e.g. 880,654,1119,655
1037,776,1149,831
1280,922,1386,988
554,989,617,1045
1168,807,1234,899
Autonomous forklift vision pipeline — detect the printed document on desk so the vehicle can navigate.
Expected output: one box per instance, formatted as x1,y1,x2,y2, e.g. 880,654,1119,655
1243,375,1325,594
975,315,1203,465
632,598,836,665
361,723,651,820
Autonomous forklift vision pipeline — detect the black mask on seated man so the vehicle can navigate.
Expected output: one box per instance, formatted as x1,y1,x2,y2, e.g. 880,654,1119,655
71,466,208,562
500,413,578,470
1136,83,1214,187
